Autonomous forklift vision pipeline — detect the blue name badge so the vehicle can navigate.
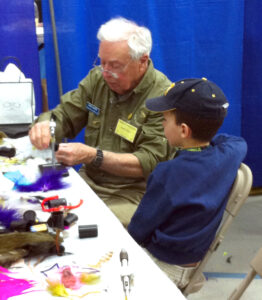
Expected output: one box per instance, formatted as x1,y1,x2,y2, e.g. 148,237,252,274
86,102,100,116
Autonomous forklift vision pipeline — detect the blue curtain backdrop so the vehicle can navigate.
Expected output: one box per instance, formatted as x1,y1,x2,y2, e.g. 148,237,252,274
42,0,244,135
1,1,259,186
0,0,42,116
241,0,262,189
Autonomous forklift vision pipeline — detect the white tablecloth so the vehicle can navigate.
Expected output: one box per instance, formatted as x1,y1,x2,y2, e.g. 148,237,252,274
1,139,186,300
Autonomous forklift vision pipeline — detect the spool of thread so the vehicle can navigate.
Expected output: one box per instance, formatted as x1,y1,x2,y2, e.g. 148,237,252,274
48,211,64,230
9,220,28,232
23,210,36,225
78,224,98,238
48,198,67,208
64,213,78,226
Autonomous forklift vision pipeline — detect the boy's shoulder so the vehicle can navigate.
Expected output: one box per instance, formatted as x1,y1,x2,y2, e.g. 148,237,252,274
212,134,247,149
152,133,247,174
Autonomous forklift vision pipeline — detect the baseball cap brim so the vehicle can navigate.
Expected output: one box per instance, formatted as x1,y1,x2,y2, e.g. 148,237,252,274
146,94,175,112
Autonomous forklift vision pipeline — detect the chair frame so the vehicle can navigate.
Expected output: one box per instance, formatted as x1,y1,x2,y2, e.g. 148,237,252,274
182,163,253,296
228,247,262,300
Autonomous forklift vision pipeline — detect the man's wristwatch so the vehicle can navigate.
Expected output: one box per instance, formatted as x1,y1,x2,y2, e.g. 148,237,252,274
91,149,103,168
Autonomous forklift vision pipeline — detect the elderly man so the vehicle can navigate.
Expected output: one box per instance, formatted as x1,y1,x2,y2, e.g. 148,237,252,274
29,17,173,226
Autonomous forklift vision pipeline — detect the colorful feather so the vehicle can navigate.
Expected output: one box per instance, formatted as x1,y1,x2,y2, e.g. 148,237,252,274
0,266,37,299
43,264,101,298
80,272,100,285
0,205,22,228
60,266,79,289
46,279,69,297
16,170,69,192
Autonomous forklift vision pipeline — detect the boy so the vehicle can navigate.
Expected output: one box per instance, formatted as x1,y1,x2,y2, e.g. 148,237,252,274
128,78,247,291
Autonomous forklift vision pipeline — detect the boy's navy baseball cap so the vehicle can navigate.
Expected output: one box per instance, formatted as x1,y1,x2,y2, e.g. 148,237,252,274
146,78,229,119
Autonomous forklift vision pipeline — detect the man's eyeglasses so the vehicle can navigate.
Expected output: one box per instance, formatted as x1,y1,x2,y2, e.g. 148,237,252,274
93,57,132,79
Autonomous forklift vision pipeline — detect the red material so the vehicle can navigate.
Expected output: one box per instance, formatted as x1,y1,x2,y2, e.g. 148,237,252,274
41,195,83,212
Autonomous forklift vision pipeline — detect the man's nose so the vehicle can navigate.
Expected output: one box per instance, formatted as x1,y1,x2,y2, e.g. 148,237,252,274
102,69,118,79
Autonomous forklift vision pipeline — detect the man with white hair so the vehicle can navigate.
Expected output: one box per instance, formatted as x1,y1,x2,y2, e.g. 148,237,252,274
29,17,173,226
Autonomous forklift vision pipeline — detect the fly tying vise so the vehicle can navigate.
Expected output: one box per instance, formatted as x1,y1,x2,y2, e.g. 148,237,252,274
41,195,83,255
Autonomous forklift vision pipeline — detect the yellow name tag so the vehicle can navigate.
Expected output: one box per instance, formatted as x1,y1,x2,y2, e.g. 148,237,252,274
115,119,138,143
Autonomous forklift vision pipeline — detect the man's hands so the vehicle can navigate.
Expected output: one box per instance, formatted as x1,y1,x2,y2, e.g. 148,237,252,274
29,121,144,177
29,120,51,150
29,122,96,165
55,143,96,166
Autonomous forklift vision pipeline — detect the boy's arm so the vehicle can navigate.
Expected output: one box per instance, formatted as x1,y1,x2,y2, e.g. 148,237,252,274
128,175,172,244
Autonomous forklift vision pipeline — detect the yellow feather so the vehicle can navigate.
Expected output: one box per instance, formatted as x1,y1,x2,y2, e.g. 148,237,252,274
46,279,69,297
80,272,100,285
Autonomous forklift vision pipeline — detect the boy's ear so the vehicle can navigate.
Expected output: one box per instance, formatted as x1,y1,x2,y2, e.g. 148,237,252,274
181,123,192,138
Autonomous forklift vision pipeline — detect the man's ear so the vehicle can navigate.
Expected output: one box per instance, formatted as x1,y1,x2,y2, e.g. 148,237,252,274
139,55,149,71
181,123,192,138
140,54,149,63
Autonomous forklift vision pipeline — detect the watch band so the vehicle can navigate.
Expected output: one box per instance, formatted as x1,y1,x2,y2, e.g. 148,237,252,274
91,149,103,168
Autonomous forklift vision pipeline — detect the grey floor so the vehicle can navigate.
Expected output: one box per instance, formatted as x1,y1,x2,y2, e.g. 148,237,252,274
188,194,262,300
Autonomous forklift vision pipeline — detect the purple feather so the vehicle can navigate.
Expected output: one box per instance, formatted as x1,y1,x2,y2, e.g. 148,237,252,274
15,170,70,192
0,206,22,228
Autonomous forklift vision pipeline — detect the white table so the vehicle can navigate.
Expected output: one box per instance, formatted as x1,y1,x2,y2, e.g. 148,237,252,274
1,146,186,299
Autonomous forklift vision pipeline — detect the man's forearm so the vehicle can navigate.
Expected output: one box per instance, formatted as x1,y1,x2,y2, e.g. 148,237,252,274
55,143,144,178
101,150,144,178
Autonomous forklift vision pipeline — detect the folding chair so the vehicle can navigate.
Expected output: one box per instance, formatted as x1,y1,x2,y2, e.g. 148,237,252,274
182,163,253,296
228,246,262,300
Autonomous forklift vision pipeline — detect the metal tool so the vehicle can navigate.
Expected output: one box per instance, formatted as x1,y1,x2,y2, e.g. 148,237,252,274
50,115,56,167
120,249,131,299
38,114,69,176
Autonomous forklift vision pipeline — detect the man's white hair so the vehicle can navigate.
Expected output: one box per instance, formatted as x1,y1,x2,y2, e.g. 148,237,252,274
97,17,152,60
